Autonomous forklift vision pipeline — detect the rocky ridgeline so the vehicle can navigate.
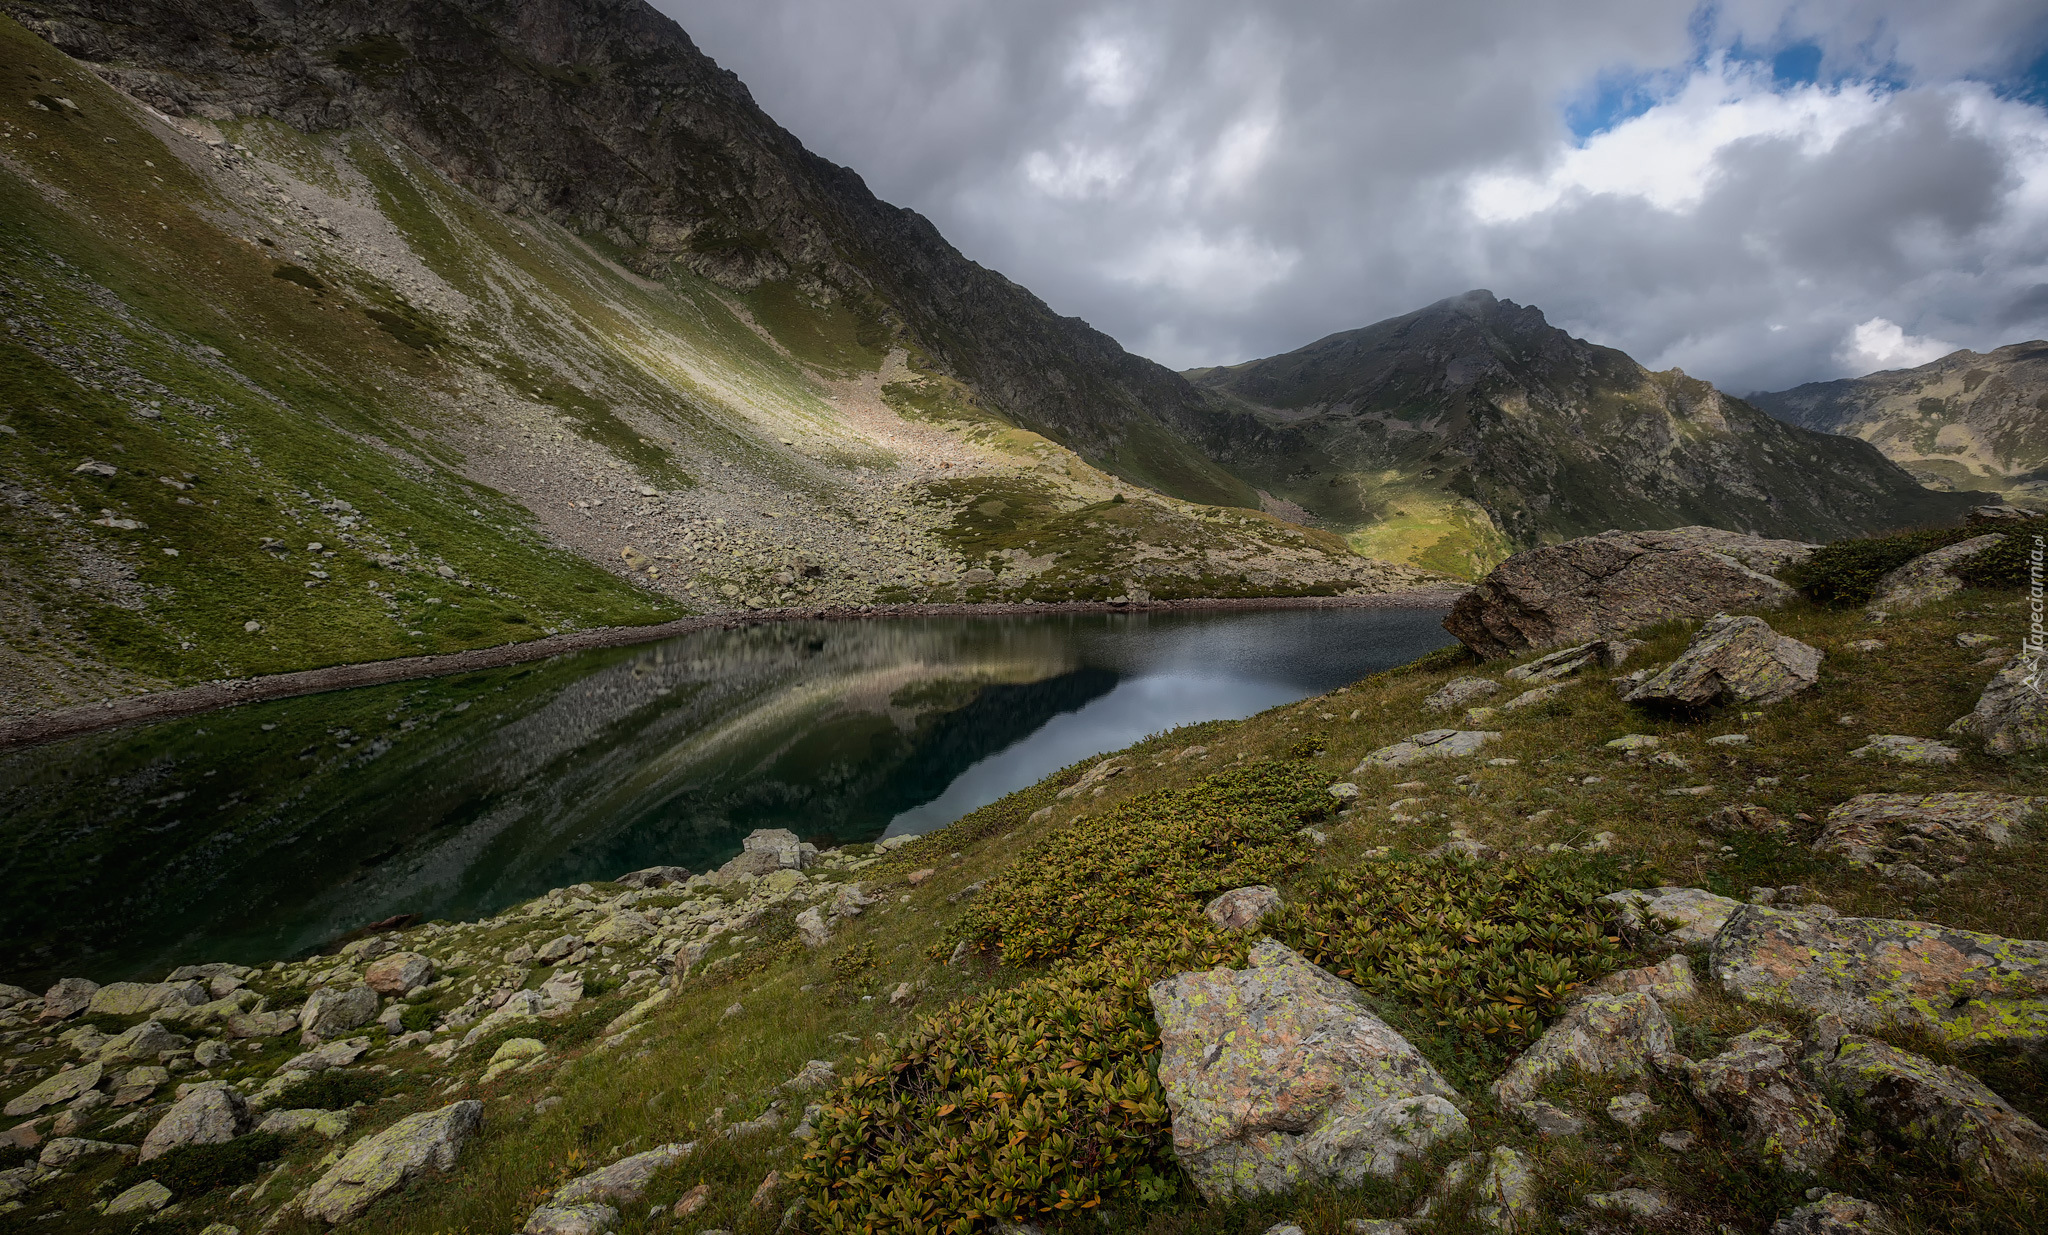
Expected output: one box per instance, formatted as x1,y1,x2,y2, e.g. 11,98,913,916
0,827,912,1224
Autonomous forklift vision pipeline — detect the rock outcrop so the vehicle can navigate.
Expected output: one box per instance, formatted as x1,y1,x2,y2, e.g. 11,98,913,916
1444,529,1809,659
1810,1031,2048,1183
1949,656,2048,755
1491,993,1674,1111
1355,729,1501,770
1148,941,1466,1199
139,1084,249,1161
1624,615,1822,708
1867,534,2006,611
1204,886,1283,931
298,1099,483,1223
1685,1027,1840,1175
1814,792,2041,867
1602,887,1744,948
1711,905,2048,1044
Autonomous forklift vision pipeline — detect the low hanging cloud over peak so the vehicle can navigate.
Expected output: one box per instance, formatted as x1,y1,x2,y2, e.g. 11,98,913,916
660,0,2048,393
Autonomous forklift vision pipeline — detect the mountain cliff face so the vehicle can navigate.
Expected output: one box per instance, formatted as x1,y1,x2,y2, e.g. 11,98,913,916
1187,292,1983,576
3,0,1253,507
1749,341,2048,501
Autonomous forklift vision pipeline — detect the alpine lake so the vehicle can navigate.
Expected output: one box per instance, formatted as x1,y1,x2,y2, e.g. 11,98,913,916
0,605,1453,986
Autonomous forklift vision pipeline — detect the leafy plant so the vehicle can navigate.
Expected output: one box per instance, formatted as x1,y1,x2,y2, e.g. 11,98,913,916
268,1069,392,1110
1784,525,1984,607
948,760,1325,964
109,1131,287,1199
829,940,877,984
1274,853,1628,1077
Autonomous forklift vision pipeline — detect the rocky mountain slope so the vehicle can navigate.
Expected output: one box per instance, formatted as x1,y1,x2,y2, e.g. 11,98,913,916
0,5,1436,718
1186,291,1983,577
0,527,2038,1233
1750,340,2048,501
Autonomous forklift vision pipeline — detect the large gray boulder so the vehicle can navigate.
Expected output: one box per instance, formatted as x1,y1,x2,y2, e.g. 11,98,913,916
298,1100,483,1223
1686,1027,1840,1175
1814,792,2042,867
300,985,380,1044
38,978,98,1022
1868,533,2004,612
1444,528,1810,659
1624,614,1821,708
718,828,810,877
1810,1031,2048,1183
86,981,205,1018
1148,941,1466,1200
1492,993,1674,1111
3,1062,102,1117
1711,905,2048,1045
140,1084,249,1161
363,952,435,996
97,1020,190,1065
1949,656,2048,755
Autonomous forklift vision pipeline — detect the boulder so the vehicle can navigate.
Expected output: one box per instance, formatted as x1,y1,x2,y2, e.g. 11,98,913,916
1444,527,1810,659
1602,887,1743,948
38,1136,135,1168
1624,615,1822,708
720,828,809,877
1204,886,1284,931
298,1100,483,1223
1814,792,2042,867
1491,993,1674,1111
1849,735,1961,766
1588,954,1697,1005
259,1108,352,1137
1685,1027,1840,1175
1770,1193,1886,1235
300,985,380,1044
279,1040,371,1079
1811,1032,2048,1182
550,1141,694,1207
38,978,98,1022
586,912,655,945
363,952,435,996
794,906,832,948
523,1204,619,1235
463,989,545,1048
3,1062,102,1117
1423,1146,1540,1232
1506,639,1642,683
1355,729,1501,770
535,935,582,964
1711,905,2048,1044
98,1020,190,1065
86,981,205,1018
1148,941,1466,1199
102,1179,172,1216
1423,678,1500,712
1868,533,2005,612
140,1083,249,1160
1949,656,2048,755
616,865,689,889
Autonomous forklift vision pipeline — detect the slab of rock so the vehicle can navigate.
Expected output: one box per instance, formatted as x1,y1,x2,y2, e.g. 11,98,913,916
1492,993,1674,1111
298,1100,483,1223
1424,678,1500,712
1451,1146,1541,1233
97,1020,189,1065
1812,1032,2048,1182
3,1062,102,1117
1770,1193,1885,1235
1507,639,1643,683
523,1202,619,1235
1949,656,2048,755
550,1141,694,1206
1849,734,1961,766
140,1083,249,1160
1588,954,1697,1005
259,1108,352,1137
1815,791,2042,867
463,990,545,1048
38,1136,134,1168
586,911,655,945
617,865,689,889
1584,1189,1671,1218
1712,904,2048,1044
363,952,435,996
1522,1100,1584,1137
1625,614,1822,708
535,935,581,964
1149,941,1465,1199
1444,528,1808,659
1602,887,1743,948
102,1179,172,1216
1205,885,1283,931
1500,683,1570,712
1606,1092,1657,1129
1355,729,1501,770
1868,534,2005,612
280,1037,370,1075
300,985,380,1044
1686,1026,1840,1175
39,978,97,1022
794,906,832,948
86,981,205,1018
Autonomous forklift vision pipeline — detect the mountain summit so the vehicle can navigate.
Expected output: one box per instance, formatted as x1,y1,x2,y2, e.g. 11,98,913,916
1188,291,1979,575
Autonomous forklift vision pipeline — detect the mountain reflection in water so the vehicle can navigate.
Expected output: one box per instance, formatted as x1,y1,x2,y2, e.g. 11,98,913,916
0,606,1450,983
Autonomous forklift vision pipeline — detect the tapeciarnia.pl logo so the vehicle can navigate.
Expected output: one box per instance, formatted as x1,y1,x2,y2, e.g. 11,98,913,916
2027,533,2045,692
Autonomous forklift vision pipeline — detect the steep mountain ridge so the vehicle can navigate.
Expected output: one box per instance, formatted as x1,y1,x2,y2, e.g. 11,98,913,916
0,8,1429,718
1187,291,1982,576
1749,340,2048,500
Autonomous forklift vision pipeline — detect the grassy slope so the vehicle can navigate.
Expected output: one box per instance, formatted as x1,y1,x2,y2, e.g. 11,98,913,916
9,583,2038,1233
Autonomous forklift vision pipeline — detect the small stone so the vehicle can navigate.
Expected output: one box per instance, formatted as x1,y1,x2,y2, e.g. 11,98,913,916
673,1183,710,1216
1356,729,1501,769
1327,782,1359,799
1658,1130,1696,1152
1423,677,1500,712
1603,887,1743,947
1524,1100,1585,1137
1607,1091,1657,1128
1706,733,1750,746
1585,1188,1670,1217
1770,1193,1885,1234
1849,735,1961,766
1605,734,1661,751
1204,885,1283,931
905,868,937,887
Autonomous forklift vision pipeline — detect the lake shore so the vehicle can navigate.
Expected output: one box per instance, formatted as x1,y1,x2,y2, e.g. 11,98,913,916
0,588,1468,751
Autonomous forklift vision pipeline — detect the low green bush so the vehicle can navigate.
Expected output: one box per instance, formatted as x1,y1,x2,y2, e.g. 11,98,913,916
268,1068,392,1110
399,1003,437,1033
948,760,1325,964
1780,521,2037,607
110,1131,286,1199
790,932,1241,1234
1274,853,1628,1079
1953,529,2033,590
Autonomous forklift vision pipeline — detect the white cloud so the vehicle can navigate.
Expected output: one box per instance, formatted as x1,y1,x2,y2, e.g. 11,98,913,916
1106,226,1300,310
1838,317,1959,370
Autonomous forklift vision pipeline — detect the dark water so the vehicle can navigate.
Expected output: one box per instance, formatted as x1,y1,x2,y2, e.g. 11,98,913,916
0,606,1452,985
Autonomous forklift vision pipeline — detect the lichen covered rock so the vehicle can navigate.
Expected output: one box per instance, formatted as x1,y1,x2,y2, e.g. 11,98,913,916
1712,905,2048,1045
1355,729,1501,770
1602,886,1743,948
1492,992,1674,1111
1949,655,2048,755
1815,792,2041,867
1685,1027,1840,1175
298,1100,483,1223
1811,1032,2048,1183
1148,941,1466,1199
1625,614,1822,708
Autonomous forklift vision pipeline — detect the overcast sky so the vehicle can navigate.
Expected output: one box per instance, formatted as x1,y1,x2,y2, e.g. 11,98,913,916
657,0,2048,393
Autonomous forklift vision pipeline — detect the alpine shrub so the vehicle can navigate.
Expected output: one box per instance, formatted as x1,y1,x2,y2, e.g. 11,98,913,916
1784,525,1984,607
110,1131,287,1198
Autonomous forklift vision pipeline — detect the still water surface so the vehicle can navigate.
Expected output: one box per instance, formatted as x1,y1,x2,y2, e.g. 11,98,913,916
0,605,1451,984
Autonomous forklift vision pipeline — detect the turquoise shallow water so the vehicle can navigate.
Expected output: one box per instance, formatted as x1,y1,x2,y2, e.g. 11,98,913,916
0,604,1451,985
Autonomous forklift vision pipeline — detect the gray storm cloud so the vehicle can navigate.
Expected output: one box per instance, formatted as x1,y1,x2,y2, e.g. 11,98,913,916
657,0,2048,392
